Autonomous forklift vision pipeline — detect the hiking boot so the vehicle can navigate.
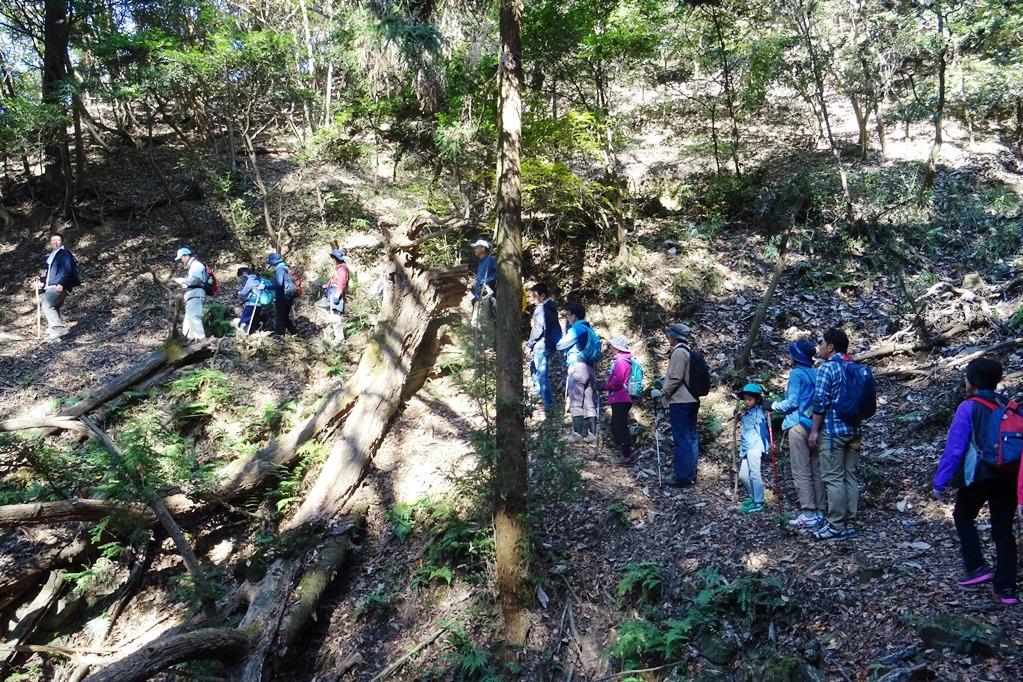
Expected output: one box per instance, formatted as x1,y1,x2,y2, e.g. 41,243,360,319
839,525,857,540
958,567,994,587
992,586,1019,605
663,477,695,489
812,522,851,541
583,432,597,444
789,512,823,528
566,432,584,444
743,503,765,514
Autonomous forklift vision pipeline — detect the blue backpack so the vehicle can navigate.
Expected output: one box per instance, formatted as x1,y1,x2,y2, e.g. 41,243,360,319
834,358,877,426
969,396,1023,472
579,323,602,365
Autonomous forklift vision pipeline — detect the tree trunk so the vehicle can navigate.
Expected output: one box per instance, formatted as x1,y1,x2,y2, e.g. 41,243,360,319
924,5,946,190
851,94,869,158
0,499,156,527
494,0,530,648
0,538,87,611
1015,97,1022,159
874,100,888,158
81,629,249,682
735,217,796,369
41,0,71,201
712,9,741,177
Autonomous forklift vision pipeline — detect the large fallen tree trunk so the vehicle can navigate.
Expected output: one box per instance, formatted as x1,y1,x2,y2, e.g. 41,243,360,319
82,628,249,682
0,500,155,527
855,322,969,363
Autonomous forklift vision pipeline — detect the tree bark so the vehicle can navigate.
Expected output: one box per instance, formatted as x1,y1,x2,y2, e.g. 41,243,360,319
924,4,947,189
851,94,869,158
41,0,71,201
1,570,65,671
494,0,530,648
0,499,156,528
81,629,249,682
1015,96,1022,159
735,217,795,369
874,99,888,158
0,538,87,611
711,8,741,177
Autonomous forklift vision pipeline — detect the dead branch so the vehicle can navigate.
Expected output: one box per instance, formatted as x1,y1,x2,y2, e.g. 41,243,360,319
0,499,155,527
874,338,1023,380
81,628,249,682
855,322,968,362
1,570,65,671
0,416,88,433
0,538,87,611
367,628,444,682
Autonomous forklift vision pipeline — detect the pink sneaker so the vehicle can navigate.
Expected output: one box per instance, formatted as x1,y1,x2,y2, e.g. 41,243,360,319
993,586,1019,605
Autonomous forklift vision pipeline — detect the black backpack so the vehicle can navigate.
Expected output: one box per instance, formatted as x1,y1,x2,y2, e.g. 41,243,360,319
678,344,711,398
67,252,82,289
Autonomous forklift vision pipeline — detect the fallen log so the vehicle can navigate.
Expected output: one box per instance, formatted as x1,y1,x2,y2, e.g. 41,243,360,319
855,323,968,363
81,628,249,682
0,499,155,528
1,570,65,671
0,538,87,611
873,338,1023,381
0,416,88,433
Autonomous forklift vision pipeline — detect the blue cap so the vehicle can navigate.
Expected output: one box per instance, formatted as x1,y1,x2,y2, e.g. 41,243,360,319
329,248,346,262
788,339,816,366
267,252,283,266
174,247,192,261
741,383,764,397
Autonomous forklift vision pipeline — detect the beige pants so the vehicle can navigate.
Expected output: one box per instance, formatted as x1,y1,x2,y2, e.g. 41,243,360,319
820,433,861,529
788,424,826,512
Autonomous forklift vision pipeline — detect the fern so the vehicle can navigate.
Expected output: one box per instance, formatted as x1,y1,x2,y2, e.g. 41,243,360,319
617,561,664,605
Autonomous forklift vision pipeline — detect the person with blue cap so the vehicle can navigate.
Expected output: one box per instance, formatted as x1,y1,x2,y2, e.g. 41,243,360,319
771,338,822,528
736,383,770,513
173,246,208,341
267,252,298,336
314,248,350,339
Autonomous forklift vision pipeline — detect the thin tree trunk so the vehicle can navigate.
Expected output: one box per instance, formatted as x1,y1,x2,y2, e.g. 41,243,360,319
709,99,722,175
851,94,869,158
874,100,888,157
494,0,530,648
735,218,796,369
924,4,946,189
712,9,741,177
1015,97,1022,159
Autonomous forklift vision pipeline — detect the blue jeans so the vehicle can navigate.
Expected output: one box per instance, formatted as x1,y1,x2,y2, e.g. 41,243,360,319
668,402,700,483
530,345,553,407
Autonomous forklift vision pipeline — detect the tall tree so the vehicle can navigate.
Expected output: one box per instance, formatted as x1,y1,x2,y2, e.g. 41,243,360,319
41,0,70,202
493,0,530,648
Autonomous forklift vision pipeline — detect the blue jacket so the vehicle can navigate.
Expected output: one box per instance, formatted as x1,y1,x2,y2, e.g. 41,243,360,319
556,320,592,366
740,405,769,458
272,262,292,295
43,247,76,289
238,275,273,305
527,299,561,352
473,254,496,300
772,365,817,431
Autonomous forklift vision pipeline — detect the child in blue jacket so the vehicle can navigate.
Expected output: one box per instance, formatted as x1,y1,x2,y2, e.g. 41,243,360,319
736,383,770,513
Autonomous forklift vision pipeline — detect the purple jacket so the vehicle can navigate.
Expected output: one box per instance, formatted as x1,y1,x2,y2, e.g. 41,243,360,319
606,352,633,405
934,390,1002,491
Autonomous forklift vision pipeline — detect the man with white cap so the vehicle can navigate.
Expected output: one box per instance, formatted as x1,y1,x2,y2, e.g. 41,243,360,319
173,246,207,341
470,238,496,343
660,322,700,487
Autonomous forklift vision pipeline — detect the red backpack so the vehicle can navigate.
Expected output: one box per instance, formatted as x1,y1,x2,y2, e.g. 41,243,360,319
969,396,1023,472
203,265,219,295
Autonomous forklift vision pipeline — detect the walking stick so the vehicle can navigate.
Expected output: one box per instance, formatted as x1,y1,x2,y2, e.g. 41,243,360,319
731,410,739,499
35,285,42,340
245,302,259,335
766,410,782,514
652,398,663,487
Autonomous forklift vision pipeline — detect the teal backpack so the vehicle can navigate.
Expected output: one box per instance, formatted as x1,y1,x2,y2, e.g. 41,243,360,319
627,359,644,397
579,323,602,365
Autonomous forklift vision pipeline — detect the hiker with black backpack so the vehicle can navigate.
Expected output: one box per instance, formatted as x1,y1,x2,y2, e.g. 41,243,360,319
556,303,601,444
933,358,1020,605
771,339,825,528
605,335,640,464
661,323,710,488
174,246,210,342
808,327,876,541
268,252,299,336
38,233,80,342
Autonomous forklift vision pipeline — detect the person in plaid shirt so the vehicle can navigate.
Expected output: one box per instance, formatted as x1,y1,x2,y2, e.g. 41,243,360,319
808,327,861,540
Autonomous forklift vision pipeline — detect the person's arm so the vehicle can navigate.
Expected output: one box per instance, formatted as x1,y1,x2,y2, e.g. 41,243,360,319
934,401,974,493
606,358,629,393
661,348,685,403
556,324,578,352
808,364,833,449
274,266,286,290
238,277,256,299
526,307,544,349
771,372,801,414
485,256,496,289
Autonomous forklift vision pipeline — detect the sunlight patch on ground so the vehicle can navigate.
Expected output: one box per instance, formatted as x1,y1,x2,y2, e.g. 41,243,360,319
744,551,770,572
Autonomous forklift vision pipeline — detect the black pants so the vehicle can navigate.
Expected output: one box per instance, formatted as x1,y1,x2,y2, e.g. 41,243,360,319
274,295,297,335
954,475,1018,590
610,403,632,455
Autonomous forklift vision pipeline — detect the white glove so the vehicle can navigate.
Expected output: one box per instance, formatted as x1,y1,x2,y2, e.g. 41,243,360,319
649,389,663,399
173,277,187,288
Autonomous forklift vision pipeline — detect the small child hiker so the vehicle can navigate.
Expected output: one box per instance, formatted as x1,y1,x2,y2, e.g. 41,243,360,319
605,335,635,464
736,383,770,513
933,358,1020,605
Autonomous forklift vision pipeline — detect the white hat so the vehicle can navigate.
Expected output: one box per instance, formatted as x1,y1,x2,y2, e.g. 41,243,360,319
174,247,192,260
470,239,490,249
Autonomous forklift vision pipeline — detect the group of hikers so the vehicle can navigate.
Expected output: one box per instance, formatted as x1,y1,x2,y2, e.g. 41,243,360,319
33,234,351,344
35,234,1023,605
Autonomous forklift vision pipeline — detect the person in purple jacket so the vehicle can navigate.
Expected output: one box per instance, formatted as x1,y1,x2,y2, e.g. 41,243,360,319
933,358,1019,605
605,336,635,464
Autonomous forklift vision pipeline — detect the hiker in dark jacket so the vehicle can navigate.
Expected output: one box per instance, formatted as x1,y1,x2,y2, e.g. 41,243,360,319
527,283,562,413
38,233,77,341
268,252,298,336
934,358,1019,605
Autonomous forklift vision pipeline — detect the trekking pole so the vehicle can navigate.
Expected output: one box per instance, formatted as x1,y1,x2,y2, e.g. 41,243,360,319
245,302,258,335
731,404,740,499
766,410,782,514
34,284,42,340
652,397,663,487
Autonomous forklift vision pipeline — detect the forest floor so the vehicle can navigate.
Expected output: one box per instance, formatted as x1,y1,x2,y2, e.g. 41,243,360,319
2,113,1023,682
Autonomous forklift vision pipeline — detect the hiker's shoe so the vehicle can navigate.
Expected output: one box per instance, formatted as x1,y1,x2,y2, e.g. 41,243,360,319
993,586,1019,605
812,522,851,541
789,512,823,528
839,525,857,540
958,567,994,587
566,432,584,444
621,453,636,465
740,499,756,511
663,477,695,489
743,503,765,514
583,432,597,444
